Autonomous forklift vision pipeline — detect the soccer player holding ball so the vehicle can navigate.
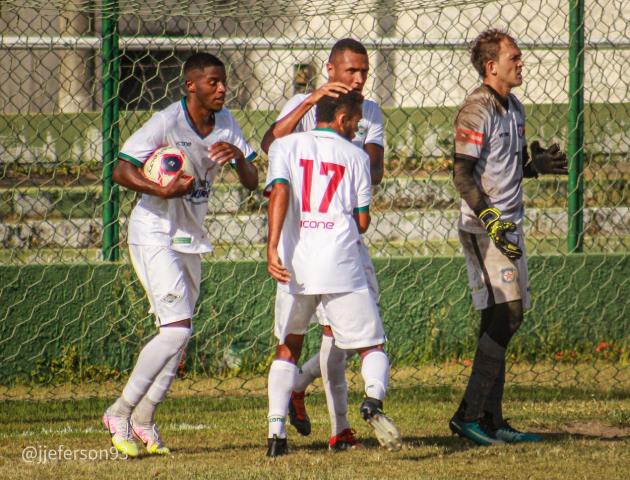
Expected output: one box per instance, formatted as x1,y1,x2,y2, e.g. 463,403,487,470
264,91,401,456
450,29,567,445
102,53,258,457
261,38,386,451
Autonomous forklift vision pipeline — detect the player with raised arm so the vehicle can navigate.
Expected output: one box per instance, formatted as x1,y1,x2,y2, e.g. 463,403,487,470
450,29,567,445
264,91,401,457
102,52,257,457
262,38,385,451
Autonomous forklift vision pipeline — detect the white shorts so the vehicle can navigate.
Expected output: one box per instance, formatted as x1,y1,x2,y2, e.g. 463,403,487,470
315,240,379,326
459,227,531,311
274,288,386,350
129,244,201,326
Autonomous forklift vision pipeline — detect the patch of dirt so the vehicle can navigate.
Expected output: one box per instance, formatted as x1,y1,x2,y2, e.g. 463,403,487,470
563,421,630,439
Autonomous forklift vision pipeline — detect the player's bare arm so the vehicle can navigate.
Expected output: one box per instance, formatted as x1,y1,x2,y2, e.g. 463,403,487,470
266,182,291,283
354,210,371,234
209,142,258,190
260,82,351,154
113,159,194,198
364,143,384,185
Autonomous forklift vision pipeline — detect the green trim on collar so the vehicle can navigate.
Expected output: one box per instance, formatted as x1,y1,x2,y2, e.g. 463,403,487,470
314,127,339,134
181,96,217,140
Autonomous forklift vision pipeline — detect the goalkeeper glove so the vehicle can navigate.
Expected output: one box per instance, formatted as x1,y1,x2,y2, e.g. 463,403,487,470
529,141,568,175
478,207,523,260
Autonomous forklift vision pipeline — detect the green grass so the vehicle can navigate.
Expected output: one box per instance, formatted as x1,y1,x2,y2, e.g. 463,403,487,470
2,235,629,264
0,385,628,479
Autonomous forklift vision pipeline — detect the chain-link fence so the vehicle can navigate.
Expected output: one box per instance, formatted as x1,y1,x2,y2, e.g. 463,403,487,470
0,0,628,399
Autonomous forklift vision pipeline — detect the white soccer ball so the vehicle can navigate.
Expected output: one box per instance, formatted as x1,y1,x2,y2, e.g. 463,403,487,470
142,146,192,186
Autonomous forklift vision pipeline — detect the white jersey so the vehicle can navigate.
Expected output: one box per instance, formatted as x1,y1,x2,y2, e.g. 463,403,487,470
119,97,256,253
277,93,385,148
266,128,372,294
454,85,526,233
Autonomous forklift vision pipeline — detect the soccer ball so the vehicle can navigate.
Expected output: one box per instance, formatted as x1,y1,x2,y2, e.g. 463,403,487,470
142,146,192,186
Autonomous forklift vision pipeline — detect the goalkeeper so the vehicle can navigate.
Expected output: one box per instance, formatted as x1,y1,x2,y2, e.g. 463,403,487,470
450,28,567,446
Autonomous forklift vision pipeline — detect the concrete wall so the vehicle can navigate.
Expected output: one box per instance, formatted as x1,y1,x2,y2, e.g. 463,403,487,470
1,0,628,113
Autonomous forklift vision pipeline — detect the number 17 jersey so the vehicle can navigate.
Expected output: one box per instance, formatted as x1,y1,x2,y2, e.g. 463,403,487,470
265,128,372,295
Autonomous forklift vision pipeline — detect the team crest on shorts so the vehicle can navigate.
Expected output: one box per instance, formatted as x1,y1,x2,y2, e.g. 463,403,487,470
501,267,516,283
517,124,524,137
160,293,181,305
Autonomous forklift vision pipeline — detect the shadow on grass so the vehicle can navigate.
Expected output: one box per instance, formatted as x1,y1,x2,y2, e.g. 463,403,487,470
539,432,629,442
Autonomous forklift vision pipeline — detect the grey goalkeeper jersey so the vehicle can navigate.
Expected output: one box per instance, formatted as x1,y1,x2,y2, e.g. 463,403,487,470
454,84,526,233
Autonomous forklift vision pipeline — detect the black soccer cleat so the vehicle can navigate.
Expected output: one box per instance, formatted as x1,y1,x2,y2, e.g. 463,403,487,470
360,397,384,421
288,391,311,436
359,397,402,451
266,434,288,457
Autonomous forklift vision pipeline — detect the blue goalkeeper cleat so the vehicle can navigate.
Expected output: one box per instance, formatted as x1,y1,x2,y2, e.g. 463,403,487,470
449,414,504,446
494,420,543,443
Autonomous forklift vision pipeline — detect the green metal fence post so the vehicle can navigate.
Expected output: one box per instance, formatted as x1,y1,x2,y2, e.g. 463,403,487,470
568,0,585,253
101,0,120,261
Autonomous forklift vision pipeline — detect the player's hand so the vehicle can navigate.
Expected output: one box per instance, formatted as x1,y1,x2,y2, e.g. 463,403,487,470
209,142,244,166
162,170,194,198
267,248,291,284
478,207,523,260
307,82,351,105
530,141,568,175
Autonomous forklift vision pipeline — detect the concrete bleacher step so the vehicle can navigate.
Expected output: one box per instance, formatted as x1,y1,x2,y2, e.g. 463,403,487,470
1,207,628,249
1,176,627,220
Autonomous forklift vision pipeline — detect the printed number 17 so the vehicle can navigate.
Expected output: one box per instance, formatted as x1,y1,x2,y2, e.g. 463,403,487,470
299,159,346,213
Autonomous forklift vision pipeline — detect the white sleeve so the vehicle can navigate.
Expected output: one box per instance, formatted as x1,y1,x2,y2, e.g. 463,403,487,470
354,151,372,210
118,112,167,167
363,103,385,147
264,140,291,196
276,94,309,133
227,113,257,164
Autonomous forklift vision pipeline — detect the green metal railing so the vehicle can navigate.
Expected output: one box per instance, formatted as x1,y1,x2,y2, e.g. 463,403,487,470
568,0,585,253
101,0,120,261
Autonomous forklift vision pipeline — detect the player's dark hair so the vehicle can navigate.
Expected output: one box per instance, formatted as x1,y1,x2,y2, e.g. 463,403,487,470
328,38,368,62
316,90,364,123
470,28,517,78
183,52,224,75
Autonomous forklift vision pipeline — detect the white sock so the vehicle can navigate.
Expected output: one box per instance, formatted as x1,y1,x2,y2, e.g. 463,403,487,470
111,327,191,416
320,336,350,436
361,350,389,401
267,360,298,439
132,350,184,426
293,351,321,392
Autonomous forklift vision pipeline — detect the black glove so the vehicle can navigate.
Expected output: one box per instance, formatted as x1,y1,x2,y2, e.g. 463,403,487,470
478,207,522,260
529,141,568,175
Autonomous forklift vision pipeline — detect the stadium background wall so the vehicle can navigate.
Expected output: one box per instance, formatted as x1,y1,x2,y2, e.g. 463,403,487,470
0,254,627,384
